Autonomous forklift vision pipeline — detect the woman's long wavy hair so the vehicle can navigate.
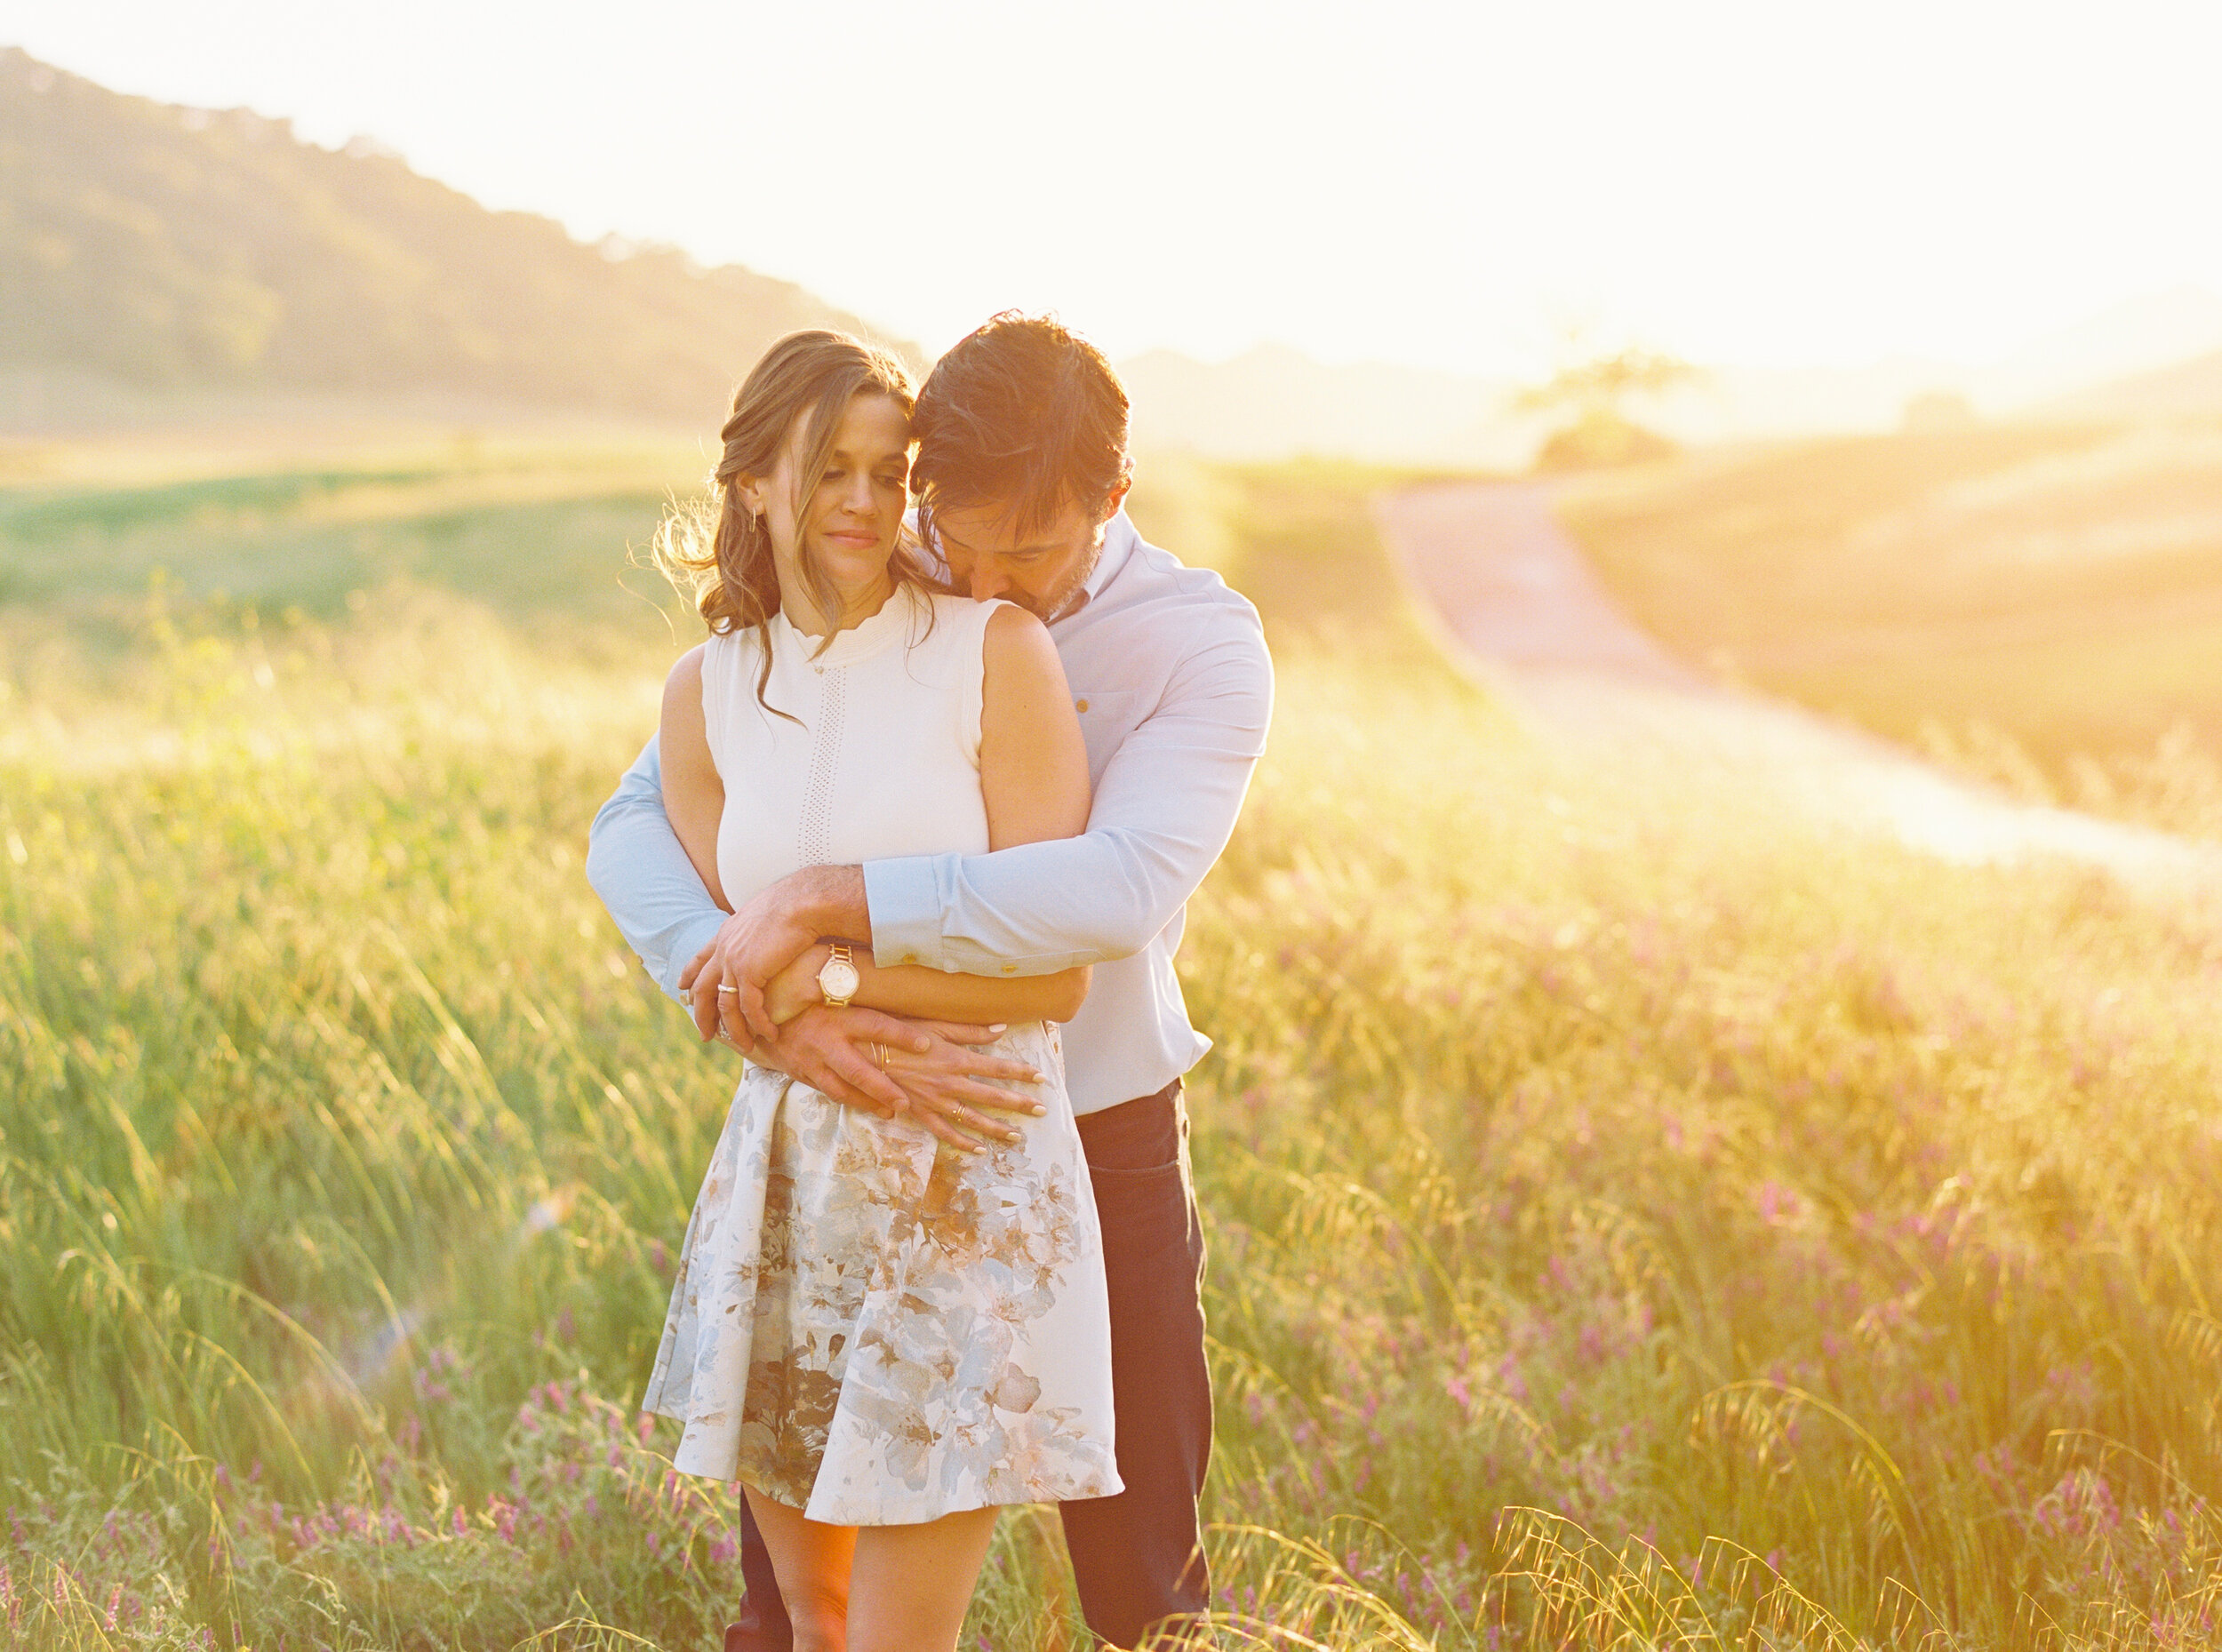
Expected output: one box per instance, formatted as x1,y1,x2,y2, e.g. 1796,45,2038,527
654,330,928,714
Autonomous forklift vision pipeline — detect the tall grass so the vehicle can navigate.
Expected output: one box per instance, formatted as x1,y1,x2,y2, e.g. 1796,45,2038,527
4,451,2221,1648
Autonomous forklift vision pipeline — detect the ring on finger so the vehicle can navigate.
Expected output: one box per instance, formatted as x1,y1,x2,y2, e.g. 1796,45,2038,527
716,984,739,995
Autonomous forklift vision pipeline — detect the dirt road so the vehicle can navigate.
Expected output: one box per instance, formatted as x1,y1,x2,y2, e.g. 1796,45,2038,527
1379,480,2220,886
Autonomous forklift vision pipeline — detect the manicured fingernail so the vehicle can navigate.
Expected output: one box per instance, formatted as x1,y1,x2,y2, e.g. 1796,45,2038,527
987,1024,1006,1034
1027,1071,1045,1083
1028,1105,1046,1116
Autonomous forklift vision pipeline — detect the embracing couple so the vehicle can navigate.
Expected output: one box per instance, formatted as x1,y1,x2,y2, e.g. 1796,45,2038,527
586,314,1274,1651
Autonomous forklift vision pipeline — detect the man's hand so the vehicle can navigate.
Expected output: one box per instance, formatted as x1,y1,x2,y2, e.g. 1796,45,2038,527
736,1003,928,1117
679,865,867,1043
745,1010,1050,1153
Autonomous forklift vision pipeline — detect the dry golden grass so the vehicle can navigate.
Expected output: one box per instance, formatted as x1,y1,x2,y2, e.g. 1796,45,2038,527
1555,421,2222,829
6,442,2222,1648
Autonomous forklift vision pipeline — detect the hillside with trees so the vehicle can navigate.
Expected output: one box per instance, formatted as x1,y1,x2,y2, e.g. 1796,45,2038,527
0,48,909,421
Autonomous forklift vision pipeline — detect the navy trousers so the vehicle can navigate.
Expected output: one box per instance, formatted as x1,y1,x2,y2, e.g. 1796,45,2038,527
723,1080,1211,1651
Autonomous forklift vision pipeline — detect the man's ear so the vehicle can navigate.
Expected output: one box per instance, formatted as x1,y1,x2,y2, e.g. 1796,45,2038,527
1097,481,1132,524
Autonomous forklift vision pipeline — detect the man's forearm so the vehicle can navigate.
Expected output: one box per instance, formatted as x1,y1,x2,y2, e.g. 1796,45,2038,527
584,738,728,1001
784,865,870,947
865,832,1168,975
865,629,1274,976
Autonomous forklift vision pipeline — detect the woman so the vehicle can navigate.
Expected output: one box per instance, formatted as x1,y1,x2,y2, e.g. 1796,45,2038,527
636,331,1119,1652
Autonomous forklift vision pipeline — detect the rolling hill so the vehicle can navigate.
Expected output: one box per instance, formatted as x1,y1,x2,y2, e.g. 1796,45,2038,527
2052,347,2222,420
1119,289,2222,467
0,48,911,424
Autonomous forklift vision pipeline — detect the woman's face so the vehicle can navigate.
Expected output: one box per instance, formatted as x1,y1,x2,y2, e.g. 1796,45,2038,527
749,391,911,624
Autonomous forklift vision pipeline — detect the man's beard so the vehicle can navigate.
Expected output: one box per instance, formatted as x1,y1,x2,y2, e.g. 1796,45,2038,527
1024,536,1102,623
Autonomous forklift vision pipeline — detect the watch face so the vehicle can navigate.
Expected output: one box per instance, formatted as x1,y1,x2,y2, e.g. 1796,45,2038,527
819,957,860,1000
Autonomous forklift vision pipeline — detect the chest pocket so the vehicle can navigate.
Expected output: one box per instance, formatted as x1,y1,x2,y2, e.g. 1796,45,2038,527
1069,688,1141,787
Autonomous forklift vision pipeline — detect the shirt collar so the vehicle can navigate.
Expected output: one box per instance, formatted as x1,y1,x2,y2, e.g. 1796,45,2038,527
1085,510,1139,603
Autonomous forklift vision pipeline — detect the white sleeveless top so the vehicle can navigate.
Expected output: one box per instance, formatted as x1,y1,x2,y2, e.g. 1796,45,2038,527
650,581,1122,1520
701,584,1005,907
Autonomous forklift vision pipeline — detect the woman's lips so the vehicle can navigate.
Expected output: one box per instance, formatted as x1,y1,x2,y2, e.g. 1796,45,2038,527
823,530,878,547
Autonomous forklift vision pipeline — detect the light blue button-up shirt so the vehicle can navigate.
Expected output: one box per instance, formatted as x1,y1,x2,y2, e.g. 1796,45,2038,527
585,510,1275,1113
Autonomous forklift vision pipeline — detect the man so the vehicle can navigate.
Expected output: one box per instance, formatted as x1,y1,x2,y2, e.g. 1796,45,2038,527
586,312,1273,1649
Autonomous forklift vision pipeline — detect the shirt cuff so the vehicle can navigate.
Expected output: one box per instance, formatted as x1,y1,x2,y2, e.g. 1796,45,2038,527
655,909,731,1003
864,855,954,971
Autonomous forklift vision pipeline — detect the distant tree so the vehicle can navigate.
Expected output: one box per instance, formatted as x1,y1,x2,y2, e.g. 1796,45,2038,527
1516,346,1700,474
1515,347,1700,421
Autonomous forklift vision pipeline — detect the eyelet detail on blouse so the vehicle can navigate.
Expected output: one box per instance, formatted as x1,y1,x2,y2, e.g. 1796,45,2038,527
797,666,845,868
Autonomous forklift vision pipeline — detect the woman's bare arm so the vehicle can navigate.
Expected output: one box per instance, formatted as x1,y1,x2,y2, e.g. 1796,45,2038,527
977,602,1092,849
769,941,1088,1026
762,604,1093,1026
658,645,731,914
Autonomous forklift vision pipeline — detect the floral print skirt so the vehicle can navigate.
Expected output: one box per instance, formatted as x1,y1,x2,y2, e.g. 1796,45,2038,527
640,1021,1122,1526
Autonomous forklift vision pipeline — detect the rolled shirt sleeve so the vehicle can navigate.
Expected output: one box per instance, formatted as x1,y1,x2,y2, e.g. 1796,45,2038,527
585,737,728,1002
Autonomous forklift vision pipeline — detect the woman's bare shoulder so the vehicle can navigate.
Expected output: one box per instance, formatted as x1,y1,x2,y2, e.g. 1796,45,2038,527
662,641,708,700
980,602,1073,708
982,600,1056,660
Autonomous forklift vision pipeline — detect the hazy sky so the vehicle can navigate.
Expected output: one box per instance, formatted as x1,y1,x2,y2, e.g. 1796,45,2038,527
9,1,2222,377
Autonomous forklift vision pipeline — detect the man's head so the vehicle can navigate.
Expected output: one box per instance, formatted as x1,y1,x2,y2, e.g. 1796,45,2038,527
910,313,1133,619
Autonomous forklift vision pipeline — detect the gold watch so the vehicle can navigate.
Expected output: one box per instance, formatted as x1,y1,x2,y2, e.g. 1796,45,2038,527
816,944,859,1009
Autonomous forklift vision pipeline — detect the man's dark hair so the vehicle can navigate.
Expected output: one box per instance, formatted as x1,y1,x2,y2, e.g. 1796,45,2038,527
911,312,1133,543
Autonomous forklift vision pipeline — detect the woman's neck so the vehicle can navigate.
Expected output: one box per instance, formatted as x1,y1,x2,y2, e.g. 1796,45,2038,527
777,569,896,638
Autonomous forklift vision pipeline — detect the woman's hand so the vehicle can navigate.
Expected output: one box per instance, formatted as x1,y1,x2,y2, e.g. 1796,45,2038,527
877,1020,1051,1152
744,1009,1050,1153
763,943,832,1026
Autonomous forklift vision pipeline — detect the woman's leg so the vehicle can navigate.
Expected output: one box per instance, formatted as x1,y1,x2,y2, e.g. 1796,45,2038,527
844,1507,1001,1652
741,1487,858,1652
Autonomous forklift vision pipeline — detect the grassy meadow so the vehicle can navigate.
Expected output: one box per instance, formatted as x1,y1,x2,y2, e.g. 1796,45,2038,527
4,436,2222,1649
1551,419,2222,837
